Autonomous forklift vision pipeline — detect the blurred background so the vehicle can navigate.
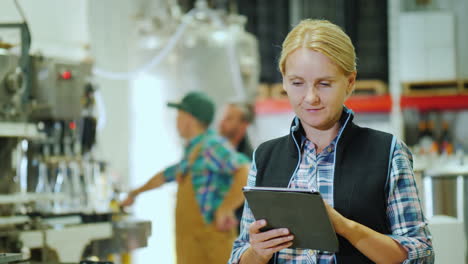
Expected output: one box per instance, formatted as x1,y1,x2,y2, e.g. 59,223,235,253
0,0,467,263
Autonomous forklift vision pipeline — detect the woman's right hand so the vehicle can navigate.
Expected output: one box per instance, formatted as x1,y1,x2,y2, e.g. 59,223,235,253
248,219,294,263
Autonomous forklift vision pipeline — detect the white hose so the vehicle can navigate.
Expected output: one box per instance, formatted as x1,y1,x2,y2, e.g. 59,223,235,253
92,17,190,80
93,89,107,131
226,35,246,100
92,4,246,100
194,5,246,100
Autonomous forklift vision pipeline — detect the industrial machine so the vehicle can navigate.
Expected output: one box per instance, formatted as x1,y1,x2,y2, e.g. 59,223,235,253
0,29,150,263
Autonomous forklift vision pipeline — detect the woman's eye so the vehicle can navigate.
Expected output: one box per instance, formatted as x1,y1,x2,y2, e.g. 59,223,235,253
319,82,331,87
292,82,303,86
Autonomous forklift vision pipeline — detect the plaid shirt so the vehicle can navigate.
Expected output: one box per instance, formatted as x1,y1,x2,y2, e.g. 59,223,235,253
229,111,434,264
163,129,250,224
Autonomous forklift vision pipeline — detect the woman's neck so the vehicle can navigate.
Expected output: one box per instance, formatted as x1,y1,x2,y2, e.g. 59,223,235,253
302,122,341,154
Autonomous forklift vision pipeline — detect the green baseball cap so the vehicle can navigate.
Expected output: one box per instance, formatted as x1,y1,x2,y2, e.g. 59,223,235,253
167,91,215,126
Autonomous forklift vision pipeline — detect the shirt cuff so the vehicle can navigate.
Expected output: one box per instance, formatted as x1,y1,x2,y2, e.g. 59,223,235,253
229,244,250,264
388,235,434,261
162,165,178,182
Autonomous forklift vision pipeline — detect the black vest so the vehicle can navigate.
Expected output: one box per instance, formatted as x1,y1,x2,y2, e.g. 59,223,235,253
254,116,394,264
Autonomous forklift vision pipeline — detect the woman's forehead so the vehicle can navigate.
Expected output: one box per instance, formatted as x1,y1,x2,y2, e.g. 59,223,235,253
284,48,342,78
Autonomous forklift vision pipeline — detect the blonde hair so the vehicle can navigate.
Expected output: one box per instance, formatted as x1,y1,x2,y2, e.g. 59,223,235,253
279,19,356,76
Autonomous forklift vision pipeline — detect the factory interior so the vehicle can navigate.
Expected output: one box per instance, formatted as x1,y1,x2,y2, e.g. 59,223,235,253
1,0,468,263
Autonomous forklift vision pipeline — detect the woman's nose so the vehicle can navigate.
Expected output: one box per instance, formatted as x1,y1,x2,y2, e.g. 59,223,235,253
304,86,320,105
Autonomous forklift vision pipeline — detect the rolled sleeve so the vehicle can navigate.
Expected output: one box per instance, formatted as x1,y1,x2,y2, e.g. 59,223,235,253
229,154,257,264
386,140,434,263
389,234,434,263
162,163,180,182
229,202,255,263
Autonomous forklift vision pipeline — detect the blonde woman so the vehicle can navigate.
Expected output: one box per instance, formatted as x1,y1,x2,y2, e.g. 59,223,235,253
229,19,433,264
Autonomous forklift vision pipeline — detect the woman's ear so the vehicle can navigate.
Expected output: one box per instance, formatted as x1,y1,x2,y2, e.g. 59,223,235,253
345,71,357,98
282,78,289,94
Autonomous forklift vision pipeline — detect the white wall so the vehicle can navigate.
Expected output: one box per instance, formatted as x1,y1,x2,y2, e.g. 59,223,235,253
87,0,133,187
401,0,468,79
0,0,89,60
129,71,181,264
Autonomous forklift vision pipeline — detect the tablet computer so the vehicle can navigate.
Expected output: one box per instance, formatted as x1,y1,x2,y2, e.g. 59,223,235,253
243,186,339,252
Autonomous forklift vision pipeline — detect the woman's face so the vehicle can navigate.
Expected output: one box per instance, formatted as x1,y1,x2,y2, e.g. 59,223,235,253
283,48,355,131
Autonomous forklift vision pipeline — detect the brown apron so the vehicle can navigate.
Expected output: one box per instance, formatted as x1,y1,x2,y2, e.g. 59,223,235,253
175,145,236,264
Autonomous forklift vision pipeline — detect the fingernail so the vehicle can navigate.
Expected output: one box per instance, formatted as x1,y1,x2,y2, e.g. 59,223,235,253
288,235,294,239
282,229,289,234
260,220,266,225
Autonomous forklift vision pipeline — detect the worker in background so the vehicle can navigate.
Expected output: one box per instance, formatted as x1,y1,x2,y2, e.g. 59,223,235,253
218,101,255,231
219,102,255,160
121,91,250,264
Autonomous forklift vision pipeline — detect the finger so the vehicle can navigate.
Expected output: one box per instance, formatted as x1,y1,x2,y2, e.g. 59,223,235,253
249,219,267,234
251,228,290,243
256,235,294,250
262,241,294,255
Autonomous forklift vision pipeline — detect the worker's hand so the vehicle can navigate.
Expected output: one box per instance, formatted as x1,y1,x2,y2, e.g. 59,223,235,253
120,193,136,207
248,220,294,262
323,200,348,235
215,210,238,232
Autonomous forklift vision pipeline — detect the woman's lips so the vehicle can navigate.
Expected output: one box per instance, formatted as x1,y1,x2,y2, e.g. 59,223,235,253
305,107,324,113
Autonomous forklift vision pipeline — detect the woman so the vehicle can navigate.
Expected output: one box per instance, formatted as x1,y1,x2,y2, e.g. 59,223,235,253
229,19,433,264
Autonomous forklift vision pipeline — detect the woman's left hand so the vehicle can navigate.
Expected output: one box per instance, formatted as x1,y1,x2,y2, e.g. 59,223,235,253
323,200,350,236
323,200,409,263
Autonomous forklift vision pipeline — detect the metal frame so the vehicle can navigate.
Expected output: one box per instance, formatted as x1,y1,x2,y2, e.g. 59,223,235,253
0,23,31,103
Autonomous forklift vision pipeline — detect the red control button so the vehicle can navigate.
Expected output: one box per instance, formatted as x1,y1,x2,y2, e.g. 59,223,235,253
60,70,72,80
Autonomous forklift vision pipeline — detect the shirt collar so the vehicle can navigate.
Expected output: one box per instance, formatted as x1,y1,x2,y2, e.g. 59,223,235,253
299,107,353,153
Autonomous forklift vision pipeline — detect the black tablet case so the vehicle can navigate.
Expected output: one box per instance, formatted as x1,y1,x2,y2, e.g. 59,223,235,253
243,187,339,252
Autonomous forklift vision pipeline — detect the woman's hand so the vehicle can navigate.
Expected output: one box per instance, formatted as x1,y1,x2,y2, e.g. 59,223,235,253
323,200,408,263
323,200,350,235
247,220,294,263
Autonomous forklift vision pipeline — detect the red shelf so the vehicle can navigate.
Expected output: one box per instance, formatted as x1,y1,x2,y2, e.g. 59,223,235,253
256,94,468,114
255,98,291,114
345,95,392,113
256,95,393,114
401,94,468,111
